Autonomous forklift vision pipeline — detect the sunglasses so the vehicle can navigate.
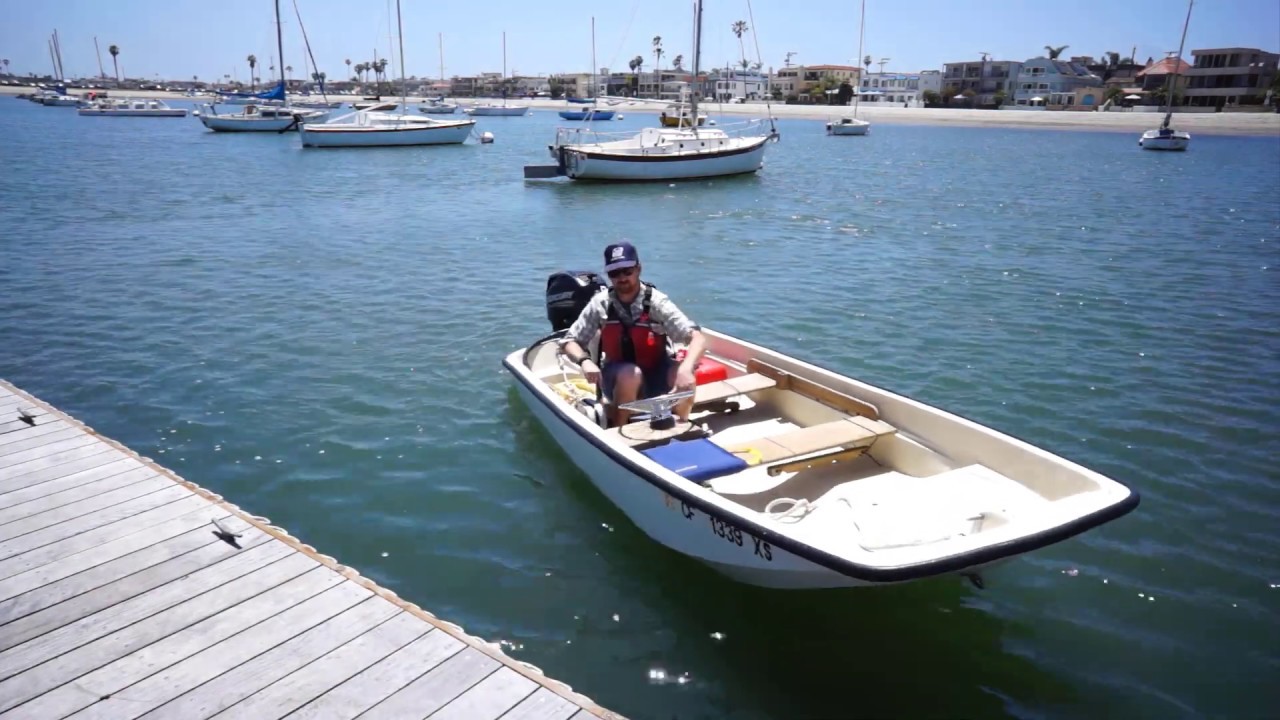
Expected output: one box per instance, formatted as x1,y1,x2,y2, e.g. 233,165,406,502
608,267,637,279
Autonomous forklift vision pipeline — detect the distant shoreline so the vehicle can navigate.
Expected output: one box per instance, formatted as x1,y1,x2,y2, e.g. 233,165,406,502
4,86,1277,136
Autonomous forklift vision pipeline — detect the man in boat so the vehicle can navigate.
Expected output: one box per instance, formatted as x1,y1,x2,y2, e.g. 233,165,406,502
560,242,706,427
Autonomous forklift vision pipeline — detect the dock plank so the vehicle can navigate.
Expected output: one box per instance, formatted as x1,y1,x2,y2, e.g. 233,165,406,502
0,503,230,598
0,533,281,661
0,426,85,459
0,380,621,720
500,687,583,720
0,484,190,561
71,581,374,720
141,597,401,720
0,419,70,447
0,444,125,494
288,628,464,720
427,666,538,720
0,516,248,623
361,648,502,720
19,565,345,719
0,473,168,542
0,493,211,581
0,550,313,713
213,610,432,719
0,463,153,521
0,433,102,470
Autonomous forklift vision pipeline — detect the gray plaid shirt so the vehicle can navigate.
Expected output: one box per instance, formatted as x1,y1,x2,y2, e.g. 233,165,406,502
565,286,698,350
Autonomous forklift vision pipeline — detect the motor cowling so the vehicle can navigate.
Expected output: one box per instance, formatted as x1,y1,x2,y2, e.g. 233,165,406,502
546,270,606,331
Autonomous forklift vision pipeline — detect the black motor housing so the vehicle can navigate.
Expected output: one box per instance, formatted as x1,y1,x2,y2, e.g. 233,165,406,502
546,270,606,331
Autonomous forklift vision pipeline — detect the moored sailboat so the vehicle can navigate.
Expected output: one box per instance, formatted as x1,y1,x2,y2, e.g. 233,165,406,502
298,0,475,147
827,0,871,136
1140,0,1193,151
469,32,530,117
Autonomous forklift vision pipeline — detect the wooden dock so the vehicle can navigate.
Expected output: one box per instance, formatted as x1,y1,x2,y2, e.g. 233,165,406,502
0,379,623,720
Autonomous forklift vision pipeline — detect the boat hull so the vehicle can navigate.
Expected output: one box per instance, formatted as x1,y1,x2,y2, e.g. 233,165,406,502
827,120,870,136
419,106,458,114
299,119,474,147
558,110,616,121
560,138,768,181
1139,129,1190,150
199,114,306,131
504,328,1140,589
508,371,870,589
78,108,188,117
469,106,529,116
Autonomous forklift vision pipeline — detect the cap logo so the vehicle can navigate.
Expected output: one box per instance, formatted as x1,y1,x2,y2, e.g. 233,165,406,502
611,246,625,260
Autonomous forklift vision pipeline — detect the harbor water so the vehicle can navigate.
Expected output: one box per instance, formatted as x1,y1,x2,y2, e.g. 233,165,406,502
1,98,1277,719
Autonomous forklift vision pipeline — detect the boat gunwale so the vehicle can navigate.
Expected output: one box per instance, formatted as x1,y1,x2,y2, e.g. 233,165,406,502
506,329,1141,583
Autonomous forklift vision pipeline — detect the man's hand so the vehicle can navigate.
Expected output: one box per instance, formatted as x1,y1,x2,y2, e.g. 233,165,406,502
582,359,602,387
674,364,696,393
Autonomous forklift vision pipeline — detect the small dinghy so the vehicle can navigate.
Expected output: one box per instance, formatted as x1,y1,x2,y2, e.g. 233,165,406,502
504,272,1140,589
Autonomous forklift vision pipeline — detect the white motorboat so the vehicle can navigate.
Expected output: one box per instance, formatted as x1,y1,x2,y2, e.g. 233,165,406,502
196,103,327,131
38,92,81,107
529,0,777,181
504,273,1140,589
827,0,871,136
419,98,459,114
77,98,188,117
1140,0,1194,151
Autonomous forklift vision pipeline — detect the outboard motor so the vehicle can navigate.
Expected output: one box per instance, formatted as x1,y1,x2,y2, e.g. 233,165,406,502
546,270,606,331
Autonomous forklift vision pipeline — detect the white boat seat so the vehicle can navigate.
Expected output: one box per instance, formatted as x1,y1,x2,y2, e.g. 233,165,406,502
721,416,895,465
692,372,776,408
746,358,880,420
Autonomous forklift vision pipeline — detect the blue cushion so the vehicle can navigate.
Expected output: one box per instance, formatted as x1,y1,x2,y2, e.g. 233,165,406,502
641,438,748,484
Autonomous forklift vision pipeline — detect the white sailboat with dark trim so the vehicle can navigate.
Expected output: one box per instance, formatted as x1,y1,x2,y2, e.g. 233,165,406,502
468,32,529,117
297,0,475,148
196,0,331,132
526,0,777,181
504,271,1140,589
1140,0,1193,151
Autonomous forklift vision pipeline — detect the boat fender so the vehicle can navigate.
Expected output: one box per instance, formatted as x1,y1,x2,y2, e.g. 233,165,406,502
480,131,495,144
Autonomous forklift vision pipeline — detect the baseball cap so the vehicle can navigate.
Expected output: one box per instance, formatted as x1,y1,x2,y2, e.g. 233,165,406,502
603,242,639,273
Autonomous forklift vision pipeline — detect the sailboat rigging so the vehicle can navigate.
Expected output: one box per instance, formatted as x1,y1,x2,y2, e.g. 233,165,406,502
470,32,530,116
559,18,615,121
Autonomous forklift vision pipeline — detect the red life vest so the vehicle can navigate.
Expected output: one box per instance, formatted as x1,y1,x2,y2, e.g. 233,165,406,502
600,285,667,370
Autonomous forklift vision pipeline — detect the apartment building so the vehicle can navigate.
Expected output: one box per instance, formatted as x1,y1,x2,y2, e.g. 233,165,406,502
1183,47,1279,107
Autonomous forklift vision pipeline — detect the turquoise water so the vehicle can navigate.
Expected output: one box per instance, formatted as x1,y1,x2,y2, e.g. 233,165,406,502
2,98,1278,719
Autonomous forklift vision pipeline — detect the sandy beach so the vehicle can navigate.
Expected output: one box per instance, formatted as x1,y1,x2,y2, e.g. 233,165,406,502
6,85,1277,136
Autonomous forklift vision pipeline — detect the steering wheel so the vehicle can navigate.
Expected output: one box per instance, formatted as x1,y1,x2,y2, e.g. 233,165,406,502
619,389,695,429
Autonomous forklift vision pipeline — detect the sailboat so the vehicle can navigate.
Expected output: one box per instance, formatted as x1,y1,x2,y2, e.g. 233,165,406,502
420,33,459,114
559,18,615,121
1139,0,1193,150
526,0,778,181
298,0,475,147
827,0,871,136
197,0,331,131
469,33,530,116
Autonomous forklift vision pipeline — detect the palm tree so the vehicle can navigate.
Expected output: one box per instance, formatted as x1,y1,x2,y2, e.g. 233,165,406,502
1044,45,1068,60
740,59,750,71
345,58,351,79
732,20,749,67
375,58,389,92
285,65,292,84
2,59,9,76
108,44,120,81
246,54,257,90
652,36,663,77
672,54,684,71
863,54,872,73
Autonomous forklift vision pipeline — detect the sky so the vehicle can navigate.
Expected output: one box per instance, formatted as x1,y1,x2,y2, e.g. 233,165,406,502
2,0,1277,82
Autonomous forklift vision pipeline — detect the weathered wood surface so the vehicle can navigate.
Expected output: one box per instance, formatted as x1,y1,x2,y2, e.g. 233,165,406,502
0,379,619,720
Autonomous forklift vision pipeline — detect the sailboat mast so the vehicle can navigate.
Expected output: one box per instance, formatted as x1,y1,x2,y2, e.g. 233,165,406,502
275,0,285,89
396,0,407,109
591,17,597,104
439,33,444,84
502,31,508,106
93,36,106,79
854,0,865,117
690,0,703,123
1164,0,1193,128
